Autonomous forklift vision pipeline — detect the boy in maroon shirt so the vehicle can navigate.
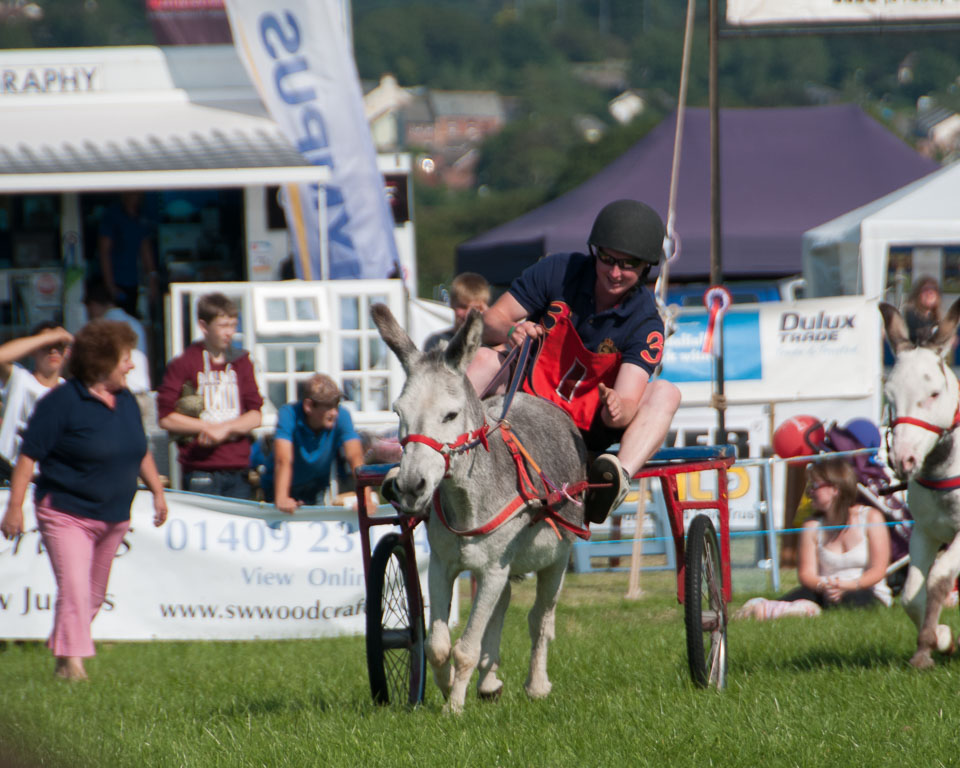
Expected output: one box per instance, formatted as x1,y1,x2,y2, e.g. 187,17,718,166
157,293,263,498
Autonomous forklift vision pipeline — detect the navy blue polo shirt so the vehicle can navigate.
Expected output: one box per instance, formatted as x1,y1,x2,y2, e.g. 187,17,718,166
22,379,147,522
509,252,664,375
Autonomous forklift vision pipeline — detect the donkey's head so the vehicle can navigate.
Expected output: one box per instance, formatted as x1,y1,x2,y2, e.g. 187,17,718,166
371,303,486,512
880,298,960,480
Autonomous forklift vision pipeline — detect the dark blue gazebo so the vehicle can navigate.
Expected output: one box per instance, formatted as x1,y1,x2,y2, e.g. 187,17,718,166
457,104,939,282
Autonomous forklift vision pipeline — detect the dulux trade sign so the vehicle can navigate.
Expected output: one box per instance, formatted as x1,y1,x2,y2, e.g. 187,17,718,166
224,0,400,280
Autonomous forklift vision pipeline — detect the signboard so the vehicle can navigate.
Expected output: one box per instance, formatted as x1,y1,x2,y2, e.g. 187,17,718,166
0,490,435,641
727,0,960,26
224,0,400,280
662,295,881,407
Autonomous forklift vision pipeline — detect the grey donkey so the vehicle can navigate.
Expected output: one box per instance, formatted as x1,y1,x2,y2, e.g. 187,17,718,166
371,303,588,713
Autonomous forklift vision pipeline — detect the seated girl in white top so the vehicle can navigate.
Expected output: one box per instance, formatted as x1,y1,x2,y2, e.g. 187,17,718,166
736,457,892,620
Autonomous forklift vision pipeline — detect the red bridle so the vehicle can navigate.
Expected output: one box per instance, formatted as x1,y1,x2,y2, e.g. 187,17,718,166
888,380,960,437
400,424,491,475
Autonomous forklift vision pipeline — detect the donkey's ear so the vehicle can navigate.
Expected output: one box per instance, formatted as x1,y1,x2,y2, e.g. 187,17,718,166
444,309,483,373
929,297,960,358
879,302,913,354
371,303,420,373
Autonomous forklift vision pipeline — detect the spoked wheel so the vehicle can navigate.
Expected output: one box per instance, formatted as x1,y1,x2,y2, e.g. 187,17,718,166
684,514,728,689
366,532,427,706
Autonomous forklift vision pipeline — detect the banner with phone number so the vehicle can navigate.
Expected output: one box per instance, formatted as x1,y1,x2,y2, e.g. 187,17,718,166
0,489,435,641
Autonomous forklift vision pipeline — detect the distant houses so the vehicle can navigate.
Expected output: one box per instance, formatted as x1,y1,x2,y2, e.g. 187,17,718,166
364,74,507,188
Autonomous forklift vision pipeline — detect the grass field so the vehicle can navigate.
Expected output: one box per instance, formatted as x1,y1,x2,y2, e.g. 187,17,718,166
3,570,960,768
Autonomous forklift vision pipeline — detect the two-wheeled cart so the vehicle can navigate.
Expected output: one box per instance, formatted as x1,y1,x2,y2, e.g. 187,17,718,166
355,443,736,705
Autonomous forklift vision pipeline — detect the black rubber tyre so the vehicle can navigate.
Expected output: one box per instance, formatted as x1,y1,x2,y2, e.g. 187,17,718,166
684,514,728,689
366,533,427,706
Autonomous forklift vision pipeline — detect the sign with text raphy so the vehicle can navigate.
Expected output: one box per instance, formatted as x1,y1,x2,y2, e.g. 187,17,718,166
0,65,101,94
727,0,960,26
0,490,433,641
661,295,881,406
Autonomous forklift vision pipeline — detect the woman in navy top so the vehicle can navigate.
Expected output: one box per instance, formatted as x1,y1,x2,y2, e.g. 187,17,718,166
0,320,167,681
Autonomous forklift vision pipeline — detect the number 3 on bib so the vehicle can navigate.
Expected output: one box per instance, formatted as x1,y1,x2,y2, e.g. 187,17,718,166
640,331,664,366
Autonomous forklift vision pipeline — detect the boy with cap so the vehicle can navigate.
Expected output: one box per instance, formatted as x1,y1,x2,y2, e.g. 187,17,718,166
467,199,681,525
262,374,365,513
156,292,263,498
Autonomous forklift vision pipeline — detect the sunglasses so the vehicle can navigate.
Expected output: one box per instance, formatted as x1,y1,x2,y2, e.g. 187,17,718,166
591,245,645,271
44,344,67,355
309,397,340,410
808,480,832,492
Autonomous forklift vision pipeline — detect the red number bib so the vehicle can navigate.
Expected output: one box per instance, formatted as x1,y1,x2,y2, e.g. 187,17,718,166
521,301,620,431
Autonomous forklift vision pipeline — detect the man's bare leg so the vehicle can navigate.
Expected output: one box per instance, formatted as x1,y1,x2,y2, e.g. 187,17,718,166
616,380,681,477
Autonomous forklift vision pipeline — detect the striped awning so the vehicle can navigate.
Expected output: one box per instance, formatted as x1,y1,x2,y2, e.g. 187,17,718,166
0,92,324,192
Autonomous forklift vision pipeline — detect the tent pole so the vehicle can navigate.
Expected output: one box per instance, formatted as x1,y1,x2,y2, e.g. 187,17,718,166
709,0,726,442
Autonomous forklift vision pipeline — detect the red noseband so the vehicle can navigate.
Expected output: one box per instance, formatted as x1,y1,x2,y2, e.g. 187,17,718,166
400,424,490,474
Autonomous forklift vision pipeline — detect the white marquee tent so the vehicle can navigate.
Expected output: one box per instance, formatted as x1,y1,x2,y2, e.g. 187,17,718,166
803,161,960,300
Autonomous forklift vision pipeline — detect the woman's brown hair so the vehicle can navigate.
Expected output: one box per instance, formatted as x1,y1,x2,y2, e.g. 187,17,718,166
69,319,137,386
808,458,859,521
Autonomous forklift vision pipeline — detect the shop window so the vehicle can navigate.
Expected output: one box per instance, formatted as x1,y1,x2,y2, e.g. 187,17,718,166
253,285,328,336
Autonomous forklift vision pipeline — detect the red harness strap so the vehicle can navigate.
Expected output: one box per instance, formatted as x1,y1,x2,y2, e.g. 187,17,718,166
431,425,592,540
916,475,960,491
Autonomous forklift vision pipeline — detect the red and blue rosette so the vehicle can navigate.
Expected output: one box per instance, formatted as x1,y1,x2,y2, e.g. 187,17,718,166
701,285,733,355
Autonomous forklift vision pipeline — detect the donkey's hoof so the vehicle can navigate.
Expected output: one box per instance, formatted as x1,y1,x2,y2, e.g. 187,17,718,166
478,684,503,702
524,679,552,700
909,650,936,670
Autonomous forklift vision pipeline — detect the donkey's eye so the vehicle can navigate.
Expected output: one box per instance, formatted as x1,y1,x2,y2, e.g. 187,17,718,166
442,411,458,423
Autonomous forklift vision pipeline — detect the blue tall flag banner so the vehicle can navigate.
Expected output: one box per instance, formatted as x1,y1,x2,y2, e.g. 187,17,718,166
224,0,400,280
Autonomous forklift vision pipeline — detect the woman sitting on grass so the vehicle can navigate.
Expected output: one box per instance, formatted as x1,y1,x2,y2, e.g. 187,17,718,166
736,457,892,620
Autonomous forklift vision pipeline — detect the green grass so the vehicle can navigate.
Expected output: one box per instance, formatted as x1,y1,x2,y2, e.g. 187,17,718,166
3,572,960,768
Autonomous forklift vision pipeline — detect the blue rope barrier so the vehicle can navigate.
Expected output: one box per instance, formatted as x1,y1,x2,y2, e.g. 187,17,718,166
589,518,912,548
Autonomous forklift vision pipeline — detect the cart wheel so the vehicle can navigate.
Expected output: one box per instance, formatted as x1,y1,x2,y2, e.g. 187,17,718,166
366,532,426,706
684,514,728,689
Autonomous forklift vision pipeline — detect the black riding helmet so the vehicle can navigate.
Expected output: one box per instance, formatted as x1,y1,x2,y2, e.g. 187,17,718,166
587,200,665,265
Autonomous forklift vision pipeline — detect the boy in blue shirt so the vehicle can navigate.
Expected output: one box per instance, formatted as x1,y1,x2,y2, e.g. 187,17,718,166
263,374,365,512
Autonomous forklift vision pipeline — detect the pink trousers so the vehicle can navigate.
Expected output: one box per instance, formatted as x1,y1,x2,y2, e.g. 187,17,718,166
35,501,130,658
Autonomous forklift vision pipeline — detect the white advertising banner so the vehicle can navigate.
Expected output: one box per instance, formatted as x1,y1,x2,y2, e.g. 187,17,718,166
224,0,400,280
727,0,960,26
0,490,432,641
662,295,881,408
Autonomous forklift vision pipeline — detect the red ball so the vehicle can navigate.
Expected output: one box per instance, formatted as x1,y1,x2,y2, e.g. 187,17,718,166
773,415,825,458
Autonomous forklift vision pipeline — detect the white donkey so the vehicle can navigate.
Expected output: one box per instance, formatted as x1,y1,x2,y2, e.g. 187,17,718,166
371,304,589,713
880,299,960,668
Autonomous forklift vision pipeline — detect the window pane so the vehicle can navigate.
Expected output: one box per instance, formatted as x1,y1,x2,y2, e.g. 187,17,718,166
366,296,388,328
294,297,318,321
341,338,360,371
340,296,360,330
369,377,390,411
342,378,360,406
266,347,287,372
294,347,316,372
368,337,387,370
265,297,288,322
268,380,288,411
